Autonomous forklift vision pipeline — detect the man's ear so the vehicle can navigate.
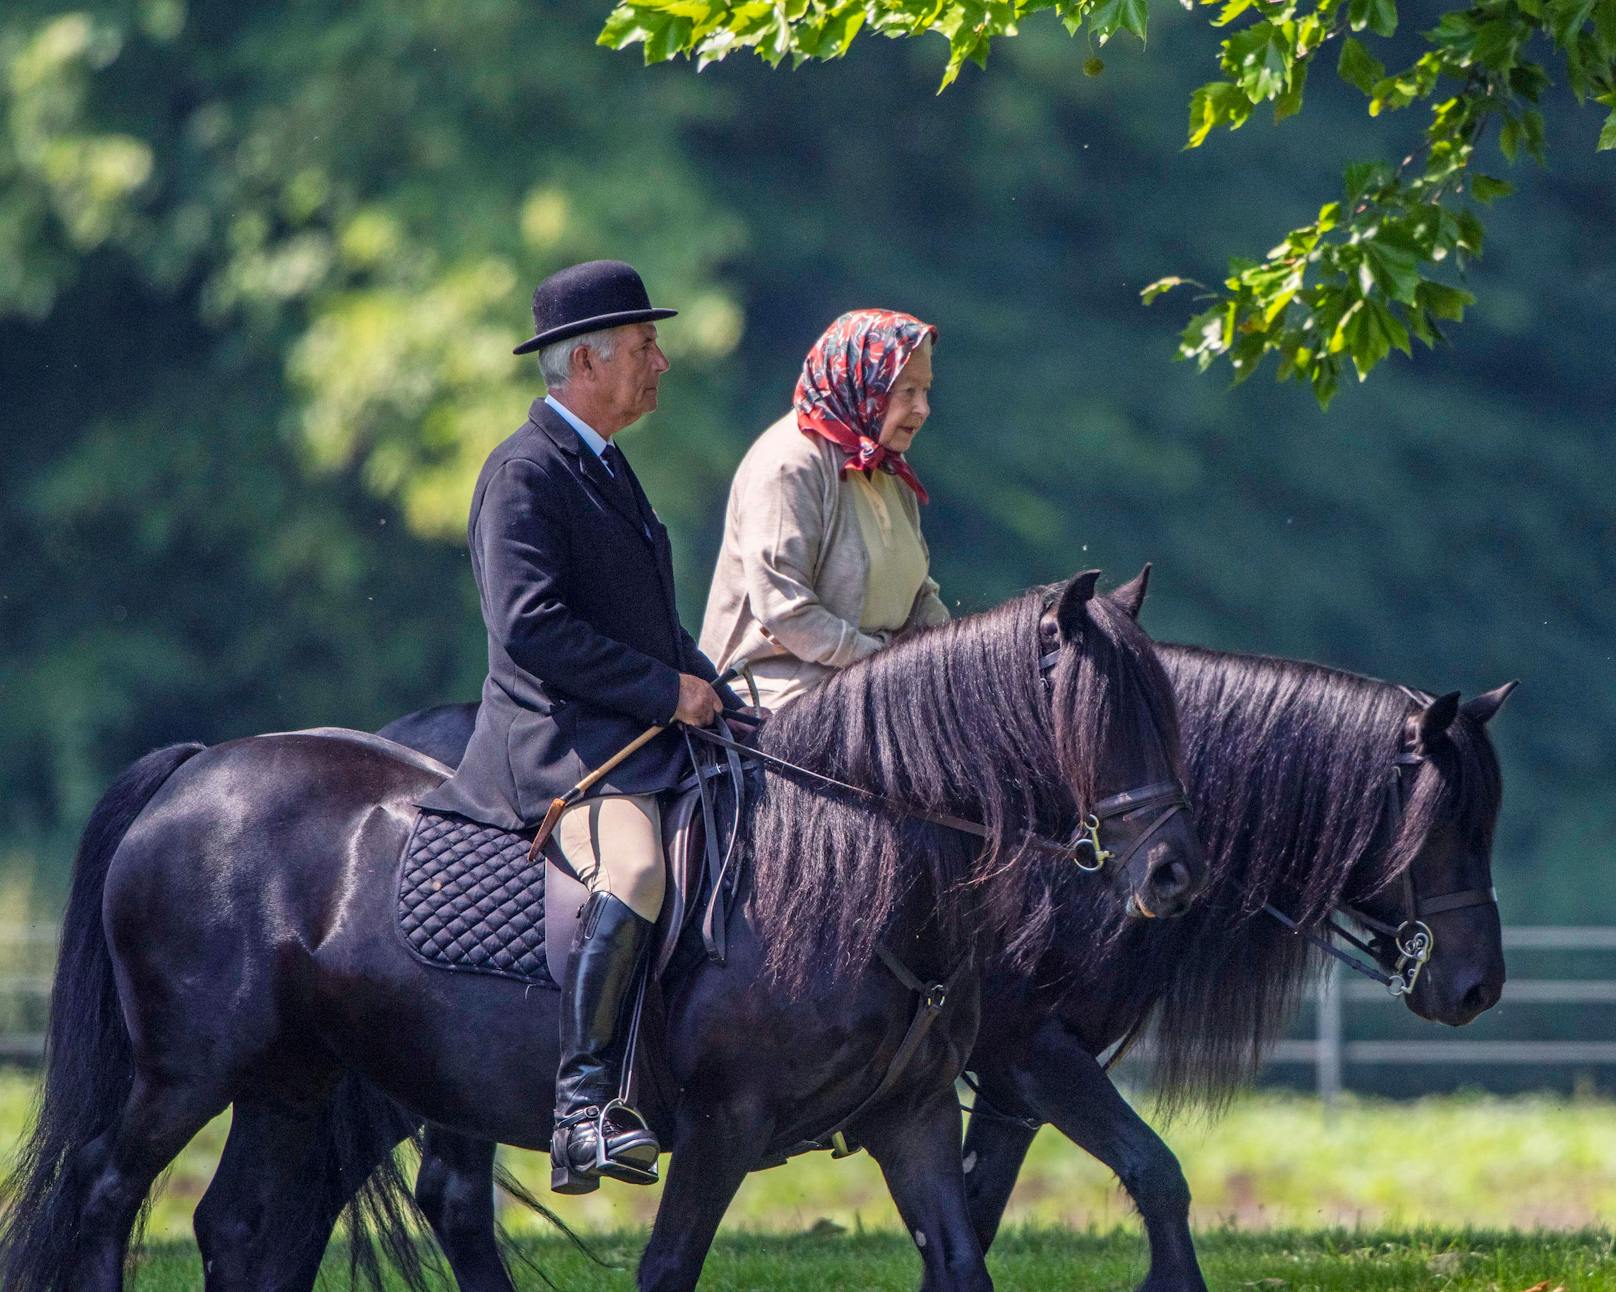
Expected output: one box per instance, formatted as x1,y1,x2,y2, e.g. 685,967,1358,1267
1416,691,1461,753
1053,570,1103,642
1110,564,1152,621
1462,681,1519,726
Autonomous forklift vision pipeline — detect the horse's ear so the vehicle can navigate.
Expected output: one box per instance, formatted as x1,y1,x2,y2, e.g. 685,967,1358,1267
1416,690,1461,752
1462,680,1518,726
1053,570,1102,641
1110,564,1152,620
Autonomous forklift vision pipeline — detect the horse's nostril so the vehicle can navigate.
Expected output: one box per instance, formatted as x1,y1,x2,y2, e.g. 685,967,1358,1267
1150,860,1191,897
1462,979,1501,1015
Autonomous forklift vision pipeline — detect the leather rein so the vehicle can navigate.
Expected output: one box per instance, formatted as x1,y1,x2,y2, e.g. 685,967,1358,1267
1262,695,1498,997
684,644,1191,890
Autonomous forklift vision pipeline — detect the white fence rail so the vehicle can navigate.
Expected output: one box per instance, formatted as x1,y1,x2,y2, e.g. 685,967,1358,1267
1269,926,1616,1099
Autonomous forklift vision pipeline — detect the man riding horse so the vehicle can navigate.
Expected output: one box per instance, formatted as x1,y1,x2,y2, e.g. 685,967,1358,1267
419,259,740,1192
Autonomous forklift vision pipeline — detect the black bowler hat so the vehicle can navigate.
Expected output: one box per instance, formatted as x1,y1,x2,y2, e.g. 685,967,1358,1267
512,259,677,355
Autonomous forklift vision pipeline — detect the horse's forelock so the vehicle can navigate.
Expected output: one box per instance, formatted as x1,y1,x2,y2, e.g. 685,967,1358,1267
1049,593,1185,816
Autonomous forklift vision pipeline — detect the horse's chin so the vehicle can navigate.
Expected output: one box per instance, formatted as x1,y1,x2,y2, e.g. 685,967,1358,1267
1402,988,1490,1028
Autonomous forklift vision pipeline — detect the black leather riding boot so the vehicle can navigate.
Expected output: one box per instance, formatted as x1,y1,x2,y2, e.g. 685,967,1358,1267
550,891,661,1194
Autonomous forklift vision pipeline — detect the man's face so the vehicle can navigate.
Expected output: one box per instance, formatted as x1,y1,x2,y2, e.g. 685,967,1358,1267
589,322,669,433
877,339,933,454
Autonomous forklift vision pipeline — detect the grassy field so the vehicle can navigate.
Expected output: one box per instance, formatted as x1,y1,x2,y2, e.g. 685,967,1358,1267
4,1075,1607,1238
123,1228,1616,1290
2,1073,1612,1286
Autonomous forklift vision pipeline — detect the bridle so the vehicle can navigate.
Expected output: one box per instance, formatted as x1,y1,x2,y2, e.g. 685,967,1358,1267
1263,693,1498,997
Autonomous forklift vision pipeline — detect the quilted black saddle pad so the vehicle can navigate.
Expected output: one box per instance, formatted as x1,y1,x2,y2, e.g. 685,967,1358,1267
396,809,556,988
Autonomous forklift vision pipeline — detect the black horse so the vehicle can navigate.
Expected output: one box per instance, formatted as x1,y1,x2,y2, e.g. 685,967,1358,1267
375,635,1515,1292
0,570,1205,1292
956,645,1513,1291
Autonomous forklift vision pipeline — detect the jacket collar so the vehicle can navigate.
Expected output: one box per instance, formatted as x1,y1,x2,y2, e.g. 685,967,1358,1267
528,396,652,540
530,397,581,456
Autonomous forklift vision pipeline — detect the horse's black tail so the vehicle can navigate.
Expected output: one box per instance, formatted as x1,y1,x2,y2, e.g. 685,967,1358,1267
318,1072,435,1292
319,1074,597,1290
0,741,205,1292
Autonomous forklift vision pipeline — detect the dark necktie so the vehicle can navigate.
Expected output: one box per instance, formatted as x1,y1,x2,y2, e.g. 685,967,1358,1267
600,443,649,533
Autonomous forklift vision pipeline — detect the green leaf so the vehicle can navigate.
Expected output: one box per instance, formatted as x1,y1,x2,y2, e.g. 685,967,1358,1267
1141,275,1189,303
1337,35,1385,94
1223,23,1292,101
1091,0,1151,46
1344,159,1392,200
1600,106,1616,149
1364,238,1422,304
1186,80,1253,146
1470,174,1515,203
1274,58,1308,120
1349,0,1397,35
1417,281,1475,320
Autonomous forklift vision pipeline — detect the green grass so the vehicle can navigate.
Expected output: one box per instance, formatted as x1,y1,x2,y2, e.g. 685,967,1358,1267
8,1075,1608,1238
123,1228,1616,1290
4,1074,1614,1285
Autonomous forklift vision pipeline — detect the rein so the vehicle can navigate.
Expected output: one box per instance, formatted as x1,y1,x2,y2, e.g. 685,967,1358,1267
684,723,1184,877
685,641,1191,883
1263,723,1497,997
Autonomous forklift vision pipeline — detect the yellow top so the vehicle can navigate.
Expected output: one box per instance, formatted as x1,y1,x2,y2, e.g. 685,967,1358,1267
846,469,930,633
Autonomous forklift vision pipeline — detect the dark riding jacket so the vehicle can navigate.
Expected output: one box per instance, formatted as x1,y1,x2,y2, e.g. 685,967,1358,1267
418,397,737,831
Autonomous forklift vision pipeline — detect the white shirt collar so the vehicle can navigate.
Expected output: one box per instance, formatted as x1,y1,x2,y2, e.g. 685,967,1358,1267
544,394,612,469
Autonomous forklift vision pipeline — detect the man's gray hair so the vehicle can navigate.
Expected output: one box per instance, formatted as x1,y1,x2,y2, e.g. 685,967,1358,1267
538,326,619,390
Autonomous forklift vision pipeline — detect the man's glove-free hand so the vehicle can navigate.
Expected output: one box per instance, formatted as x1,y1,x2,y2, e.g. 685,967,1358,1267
674,674,723,727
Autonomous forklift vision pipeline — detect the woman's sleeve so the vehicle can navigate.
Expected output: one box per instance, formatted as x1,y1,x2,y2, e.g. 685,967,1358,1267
737,447,885,668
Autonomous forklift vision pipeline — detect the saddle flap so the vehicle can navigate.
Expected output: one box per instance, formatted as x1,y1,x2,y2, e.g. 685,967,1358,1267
542,857,589,987
656,783,709,977
538,785,707,987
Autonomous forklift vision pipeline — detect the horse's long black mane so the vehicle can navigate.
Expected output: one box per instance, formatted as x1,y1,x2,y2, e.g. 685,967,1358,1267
1122,642,1504,1110
747,584,1182,996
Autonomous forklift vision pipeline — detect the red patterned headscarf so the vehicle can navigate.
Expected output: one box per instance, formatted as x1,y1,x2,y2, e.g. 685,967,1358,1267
794,309,937,503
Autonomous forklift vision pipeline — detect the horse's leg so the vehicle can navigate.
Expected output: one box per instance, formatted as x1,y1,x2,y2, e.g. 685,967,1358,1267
959,1109,1040,1252
194,1099,337,1291
70,1073,227,1290
992,1026,1206,1292
635,1102,771,1292
415,1126,516,1292
862,1090,992,1292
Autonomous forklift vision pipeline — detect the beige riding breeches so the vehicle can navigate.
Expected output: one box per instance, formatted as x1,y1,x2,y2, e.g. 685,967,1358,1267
554,793,665,923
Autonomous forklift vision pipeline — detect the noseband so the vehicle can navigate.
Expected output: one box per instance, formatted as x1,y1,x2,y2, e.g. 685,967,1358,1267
1264,695,1498,996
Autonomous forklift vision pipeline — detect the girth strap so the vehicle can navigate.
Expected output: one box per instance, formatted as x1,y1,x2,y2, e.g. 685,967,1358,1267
794,943,969,1159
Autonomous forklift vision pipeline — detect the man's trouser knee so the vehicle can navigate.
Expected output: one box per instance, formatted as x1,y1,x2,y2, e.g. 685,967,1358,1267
555,794,664,923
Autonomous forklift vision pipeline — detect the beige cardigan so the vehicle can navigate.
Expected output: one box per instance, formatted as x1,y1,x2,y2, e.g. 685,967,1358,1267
700,414,950,705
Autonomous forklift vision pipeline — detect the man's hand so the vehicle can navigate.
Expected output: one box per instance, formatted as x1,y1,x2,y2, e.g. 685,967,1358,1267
673,673,723,727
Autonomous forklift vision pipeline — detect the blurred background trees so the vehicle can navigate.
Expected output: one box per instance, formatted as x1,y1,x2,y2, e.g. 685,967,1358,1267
1,1,1611,930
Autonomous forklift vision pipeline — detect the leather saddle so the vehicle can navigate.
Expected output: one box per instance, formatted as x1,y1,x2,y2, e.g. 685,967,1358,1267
542,760,743,988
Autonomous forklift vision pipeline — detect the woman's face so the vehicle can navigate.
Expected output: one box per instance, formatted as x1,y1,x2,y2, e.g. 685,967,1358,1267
877,339,933,453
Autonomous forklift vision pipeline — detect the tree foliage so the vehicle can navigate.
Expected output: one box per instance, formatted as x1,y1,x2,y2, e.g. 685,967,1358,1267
601,0,1615,405
0,3,1611,933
